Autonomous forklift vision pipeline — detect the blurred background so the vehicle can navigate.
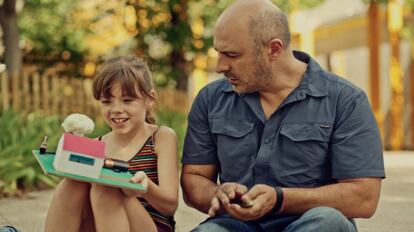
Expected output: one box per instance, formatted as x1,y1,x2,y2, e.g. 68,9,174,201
0,0,413,197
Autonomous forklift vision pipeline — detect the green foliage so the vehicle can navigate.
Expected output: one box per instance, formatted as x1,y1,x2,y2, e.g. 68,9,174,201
156,109,187,160
0,109,110,197
402,26,414,41
0,110,62,197
14,0,328,90
18,0,89,63
407,0,414,6
272,0,325,12
130,0,327,89
394,0,414,40
362,0,388,4
88,122,111,139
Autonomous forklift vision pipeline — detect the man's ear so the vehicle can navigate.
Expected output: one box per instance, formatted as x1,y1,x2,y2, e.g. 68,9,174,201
267,38,283,60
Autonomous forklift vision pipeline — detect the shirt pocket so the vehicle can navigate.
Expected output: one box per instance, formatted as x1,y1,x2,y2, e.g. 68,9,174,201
277,123,333,187
210,118,255,182
280,123,332,142
211,118,254,138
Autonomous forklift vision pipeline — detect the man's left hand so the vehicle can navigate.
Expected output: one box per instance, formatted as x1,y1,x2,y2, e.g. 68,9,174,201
223,184,277,221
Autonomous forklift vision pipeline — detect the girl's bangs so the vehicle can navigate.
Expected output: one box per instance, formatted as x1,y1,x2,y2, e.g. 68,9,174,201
100,70,140,99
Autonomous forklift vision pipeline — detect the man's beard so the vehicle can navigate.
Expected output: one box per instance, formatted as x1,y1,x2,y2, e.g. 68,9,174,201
224,56,272,94
254,55,273,82
242,60,273,93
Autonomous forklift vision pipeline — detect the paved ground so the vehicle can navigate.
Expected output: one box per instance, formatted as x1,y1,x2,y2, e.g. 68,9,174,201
0,151,413,232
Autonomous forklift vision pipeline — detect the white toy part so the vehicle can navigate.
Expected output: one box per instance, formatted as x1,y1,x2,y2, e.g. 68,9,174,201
61,113,95,136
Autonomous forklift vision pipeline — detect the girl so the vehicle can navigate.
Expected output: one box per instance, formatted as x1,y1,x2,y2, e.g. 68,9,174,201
45,55,179,232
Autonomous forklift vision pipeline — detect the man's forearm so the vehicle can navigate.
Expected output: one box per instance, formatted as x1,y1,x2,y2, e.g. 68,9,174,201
181,173,219,214
281,178,381,218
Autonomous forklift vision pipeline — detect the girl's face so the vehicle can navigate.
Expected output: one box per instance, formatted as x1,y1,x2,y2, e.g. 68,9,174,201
100,82,150,136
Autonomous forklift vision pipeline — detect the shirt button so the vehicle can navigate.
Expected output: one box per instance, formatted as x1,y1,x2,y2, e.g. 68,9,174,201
255,168,263,176
264,137,272,144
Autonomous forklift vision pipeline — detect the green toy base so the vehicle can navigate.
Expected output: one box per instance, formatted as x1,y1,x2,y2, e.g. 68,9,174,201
32,150,145,191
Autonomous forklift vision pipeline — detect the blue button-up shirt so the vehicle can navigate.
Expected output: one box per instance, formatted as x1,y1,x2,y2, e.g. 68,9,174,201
182,51,385,190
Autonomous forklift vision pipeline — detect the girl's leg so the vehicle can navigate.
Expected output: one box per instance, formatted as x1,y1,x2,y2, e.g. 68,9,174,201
90,184,157,232
45,179,94,232
80,191,96,232
123,195,158,232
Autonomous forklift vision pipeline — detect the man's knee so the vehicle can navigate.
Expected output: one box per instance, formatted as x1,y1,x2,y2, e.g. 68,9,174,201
286,207,356,232
305,206,347,222
191,216,258,232
192,222,231,232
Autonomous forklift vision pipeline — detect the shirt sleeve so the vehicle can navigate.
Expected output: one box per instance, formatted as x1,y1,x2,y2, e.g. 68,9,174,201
181,88,218,165
330,91,385,179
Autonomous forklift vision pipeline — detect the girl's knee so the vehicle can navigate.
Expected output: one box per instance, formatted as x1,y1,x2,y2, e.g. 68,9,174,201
55,179,90,202
90,184,125,206
60,178,90,192
91,184,116,196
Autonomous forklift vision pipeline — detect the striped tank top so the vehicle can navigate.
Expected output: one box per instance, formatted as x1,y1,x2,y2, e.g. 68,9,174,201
127,128,175,232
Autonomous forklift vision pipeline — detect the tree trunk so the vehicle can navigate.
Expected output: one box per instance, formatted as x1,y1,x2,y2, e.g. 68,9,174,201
170,49,188,91
170,0,189,91
0,0,22,78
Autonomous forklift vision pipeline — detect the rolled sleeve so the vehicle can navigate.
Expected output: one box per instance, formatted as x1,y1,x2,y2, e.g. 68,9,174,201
330,91,385,179
182,88,218,165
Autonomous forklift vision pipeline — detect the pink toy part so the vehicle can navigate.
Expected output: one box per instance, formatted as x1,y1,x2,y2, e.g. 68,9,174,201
62,133,105,158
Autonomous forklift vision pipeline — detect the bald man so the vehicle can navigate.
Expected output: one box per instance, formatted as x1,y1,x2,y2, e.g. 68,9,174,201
181,0,385,231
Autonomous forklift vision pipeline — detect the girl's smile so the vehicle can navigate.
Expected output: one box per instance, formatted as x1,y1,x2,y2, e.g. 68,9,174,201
112,117,129,124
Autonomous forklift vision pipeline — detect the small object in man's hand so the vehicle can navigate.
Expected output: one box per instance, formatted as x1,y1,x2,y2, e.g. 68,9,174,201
241,199,255,208
230,196,254,208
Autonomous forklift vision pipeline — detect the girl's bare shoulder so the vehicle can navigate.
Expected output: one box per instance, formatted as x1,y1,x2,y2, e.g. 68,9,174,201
154,125,177,141
153,126,177,159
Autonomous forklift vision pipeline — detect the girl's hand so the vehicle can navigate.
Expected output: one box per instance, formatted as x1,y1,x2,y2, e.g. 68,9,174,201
122,171,149,197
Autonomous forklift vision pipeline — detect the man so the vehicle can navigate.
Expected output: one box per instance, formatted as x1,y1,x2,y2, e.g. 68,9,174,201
181,0,385,231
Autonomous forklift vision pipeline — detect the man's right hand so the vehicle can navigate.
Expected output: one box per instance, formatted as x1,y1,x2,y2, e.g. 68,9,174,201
208,182,248,217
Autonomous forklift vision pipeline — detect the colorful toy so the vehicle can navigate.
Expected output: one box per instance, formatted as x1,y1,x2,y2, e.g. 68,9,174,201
53,113,105,179
34,113,142,190
54,133,105,179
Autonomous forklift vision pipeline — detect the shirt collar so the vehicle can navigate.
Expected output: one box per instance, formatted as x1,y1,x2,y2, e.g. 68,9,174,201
293,50,328,97
223,81,233,92
221,50,328,97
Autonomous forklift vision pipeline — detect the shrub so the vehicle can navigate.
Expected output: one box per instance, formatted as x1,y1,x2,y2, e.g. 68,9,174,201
0,110,62,197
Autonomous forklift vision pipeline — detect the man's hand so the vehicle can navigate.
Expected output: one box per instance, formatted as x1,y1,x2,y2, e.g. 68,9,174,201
208,182,248,217
224,184,277,221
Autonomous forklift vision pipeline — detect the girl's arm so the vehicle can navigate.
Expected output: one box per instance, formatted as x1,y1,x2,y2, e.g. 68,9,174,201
126,126,179,216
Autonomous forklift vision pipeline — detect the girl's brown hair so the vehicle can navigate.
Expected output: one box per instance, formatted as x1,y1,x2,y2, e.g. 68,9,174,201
92,55,156,124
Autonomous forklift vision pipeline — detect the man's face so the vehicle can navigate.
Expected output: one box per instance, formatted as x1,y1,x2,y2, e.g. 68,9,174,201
213,22,272,94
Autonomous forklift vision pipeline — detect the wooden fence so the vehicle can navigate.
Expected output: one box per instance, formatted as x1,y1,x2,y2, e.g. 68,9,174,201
0,70,190,120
